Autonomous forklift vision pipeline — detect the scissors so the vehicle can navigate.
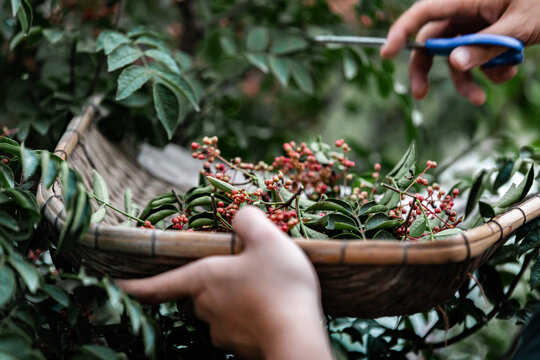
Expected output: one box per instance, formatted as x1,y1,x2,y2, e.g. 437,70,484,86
314,34,524,67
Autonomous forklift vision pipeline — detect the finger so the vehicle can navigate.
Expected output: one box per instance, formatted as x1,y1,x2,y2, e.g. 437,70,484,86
382,0,493,58
232,206,285,251
481,65,518,84
449,16,521,71
409,21,452,99
448,62,486,105
115,261,203,303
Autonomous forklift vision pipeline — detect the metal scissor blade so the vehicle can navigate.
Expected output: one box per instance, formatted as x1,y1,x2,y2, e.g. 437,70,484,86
314,35,425,50
313,35,387,47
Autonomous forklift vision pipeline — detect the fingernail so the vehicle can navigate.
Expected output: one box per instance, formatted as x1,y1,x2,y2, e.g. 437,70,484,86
452,48,471,70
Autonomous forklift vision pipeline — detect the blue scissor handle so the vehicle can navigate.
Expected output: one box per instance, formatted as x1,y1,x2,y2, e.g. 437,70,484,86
425,34,524,67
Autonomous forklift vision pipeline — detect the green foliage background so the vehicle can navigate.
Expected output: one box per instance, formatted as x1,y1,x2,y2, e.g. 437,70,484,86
0,0,539,359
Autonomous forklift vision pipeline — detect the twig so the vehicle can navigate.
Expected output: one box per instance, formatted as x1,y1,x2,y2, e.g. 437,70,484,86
86,191,145,223
171,189,183,212
276,186,304,210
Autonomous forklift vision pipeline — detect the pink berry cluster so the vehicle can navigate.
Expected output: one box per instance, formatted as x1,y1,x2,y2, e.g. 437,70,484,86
268,208,299,232
191,136,221,162
172,214,189,229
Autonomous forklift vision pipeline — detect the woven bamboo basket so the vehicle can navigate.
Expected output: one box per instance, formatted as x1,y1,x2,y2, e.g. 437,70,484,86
37,96,540,317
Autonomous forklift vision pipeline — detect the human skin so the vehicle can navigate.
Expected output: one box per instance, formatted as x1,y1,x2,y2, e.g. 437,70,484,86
116,206,335,360
380,0,540,105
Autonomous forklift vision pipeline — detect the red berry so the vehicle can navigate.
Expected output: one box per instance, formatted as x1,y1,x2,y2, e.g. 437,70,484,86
191,142,200,150
1,158,8,164
453,189,459,197
374,163,381,171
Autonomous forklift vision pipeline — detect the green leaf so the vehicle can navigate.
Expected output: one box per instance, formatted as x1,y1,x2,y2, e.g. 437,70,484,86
145,209,177,225
0,266,16,308
207,176,238,194
142,319,156,357
290,61,314,95
154,71,200,111
189,217,214,229
433,228,462,239
495,165,535,209
268,56,290,86
91,206,106,223
41,154,59,188
386,143,416,188
305,200,352,216
518,220,540,254
42,284,69,307
246,27,269,52
145,49,181,74
245,53,269,73
9,253,40,293
379,189,400,209
365,213,401,231
0,163,14,188
478,266,505,304
409,217,427,238
17,5,29,34
42,28,64,43
186,195,212,209
493,160,514,192
373,230,395,240
79,344,117,360
92,170,109,205
278,187,316,209
97,30,131,55
531,258,540,290
10,0,21,17
153,81,181,139
270,34,308,54
343,50,358,80
116,65,151,100
124,299,143,335
107,44,141,72
0,211,20,231
21,146,38,181
219,35,237,55
358,201,387,215
135,35,168,51
478,201,495,218
465,170,486,218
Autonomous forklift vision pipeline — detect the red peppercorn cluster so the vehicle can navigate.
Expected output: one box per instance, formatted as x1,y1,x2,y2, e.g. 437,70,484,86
389,180,462,240
172,214,188,229
140,220,155,229
267,208,299,232
191,136,221,162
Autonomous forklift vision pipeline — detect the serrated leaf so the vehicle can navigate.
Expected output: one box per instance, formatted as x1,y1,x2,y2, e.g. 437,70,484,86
246,27,269,52
343,50,358,80
409,217,427,238
116,65,151,100
268,55,289,86
9,253,39,293
145,49,181,74
0,266,16,307
270,34,308,54
154,71,199,111
97,30,131,55
246,53,269,73
290,61,314,95
107,44,141,72
153,81,181,139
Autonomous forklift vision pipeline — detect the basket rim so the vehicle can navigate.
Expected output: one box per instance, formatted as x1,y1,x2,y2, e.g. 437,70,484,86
36,96,540,266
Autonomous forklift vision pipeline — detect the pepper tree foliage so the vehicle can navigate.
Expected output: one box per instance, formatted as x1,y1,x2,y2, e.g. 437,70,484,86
0,0,539,359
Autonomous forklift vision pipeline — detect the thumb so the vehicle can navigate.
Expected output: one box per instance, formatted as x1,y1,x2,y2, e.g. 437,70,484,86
232,206,285,251
449,17,520,71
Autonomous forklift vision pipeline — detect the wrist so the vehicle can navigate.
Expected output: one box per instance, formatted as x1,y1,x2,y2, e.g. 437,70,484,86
258,306,334,360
